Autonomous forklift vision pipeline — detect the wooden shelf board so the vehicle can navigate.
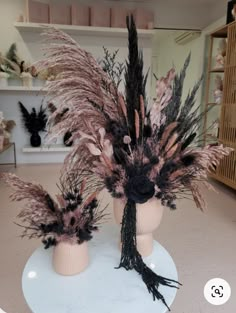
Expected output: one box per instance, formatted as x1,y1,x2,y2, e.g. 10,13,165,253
207,102,219,106
14,22,154,39
0,86,46,92
209,172,236,190
22,145,72,153
209,68,224,73
210,24,228,38
210,21,236,38
206,134,218,138
218,140,236,149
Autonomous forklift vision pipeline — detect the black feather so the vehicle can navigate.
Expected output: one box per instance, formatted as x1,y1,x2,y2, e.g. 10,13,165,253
125,14,148,140
18,101,47,134
163,53,191,126
181,154,195,166
181,133,196,150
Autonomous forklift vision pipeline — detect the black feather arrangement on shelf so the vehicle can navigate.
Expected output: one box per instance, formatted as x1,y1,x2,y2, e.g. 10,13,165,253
18,101,47,147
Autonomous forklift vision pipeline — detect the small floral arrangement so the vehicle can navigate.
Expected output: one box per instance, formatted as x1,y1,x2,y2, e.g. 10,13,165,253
1,43,36,78
36,16,233,310
2,171,105,249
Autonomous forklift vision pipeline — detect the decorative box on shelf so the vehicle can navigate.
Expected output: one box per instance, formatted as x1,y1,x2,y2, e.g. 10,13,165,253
71,4,90,26
134,8,154,29
111,7,129,28
25,0,49,23
90,5,111,27
49,4,71,25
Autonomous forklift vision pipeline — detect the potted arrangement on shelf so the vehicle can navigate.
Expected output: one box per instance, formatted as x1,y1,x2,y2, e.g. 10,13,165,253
4,43,37,87
0,53,11,87
1,170,106,276
18,101,47,147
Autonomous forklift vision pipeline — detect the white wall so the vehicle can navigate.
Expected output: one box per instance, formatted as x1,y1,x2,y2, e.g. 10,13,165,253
150,0,227,30
151,16,226,112
0,0,152,164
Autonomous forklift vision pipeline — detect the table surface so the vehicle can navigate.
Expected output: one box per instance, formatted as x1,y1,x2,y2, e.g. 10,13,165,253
22,225,178,313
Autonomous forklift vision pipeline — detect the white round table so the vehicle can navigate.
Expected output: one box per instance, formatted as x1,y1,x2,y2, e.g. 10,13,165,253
22,225,178,313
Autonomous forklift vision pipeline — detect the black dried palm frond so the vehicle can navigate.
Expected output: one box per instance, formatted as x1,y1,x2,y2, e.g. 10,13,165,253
177,76,203,123
101,47,125,89
6,43,19,66
125,15,148,140
162,53,191,126
18,101,47,134
118,199,180,311
37,104,48,130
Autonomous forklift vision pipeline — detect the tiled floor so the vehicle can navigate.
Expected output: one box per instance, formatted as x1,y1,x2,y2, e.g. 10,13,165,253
0,164,235,313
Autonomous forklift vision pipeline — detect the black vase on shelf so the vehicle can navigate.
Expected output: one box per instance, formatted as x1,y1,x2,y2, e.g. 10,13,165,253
30,132,41,147
18,101,47,148
63,131,73,147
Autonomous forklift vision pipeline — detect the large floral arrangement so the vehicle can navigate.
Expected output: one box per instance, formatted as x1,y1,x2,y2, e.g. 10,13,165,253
36,16,233,310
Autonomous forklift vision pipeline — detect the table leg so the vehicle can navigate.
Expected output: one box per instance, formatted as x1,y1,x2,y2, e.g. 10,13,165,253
13,143,17,168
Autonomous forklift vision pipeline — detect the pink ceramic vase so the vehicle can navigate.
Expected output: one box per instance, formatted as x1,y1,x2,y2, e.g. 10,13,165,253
113,197,164,257
52,241,89,276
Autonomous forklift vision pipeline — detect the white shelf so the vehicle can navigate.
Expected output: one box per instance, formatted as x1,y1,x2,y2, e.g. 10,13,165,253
22,145,72,153
14,22,154,39
0,86,46,92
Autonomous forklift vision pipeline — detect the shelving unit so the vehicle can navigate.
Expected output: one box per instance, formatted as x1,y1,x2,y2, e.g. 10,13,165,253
14,22,154,39
22,145,72,153
203,21,236,189
207,102,218,106
209,68,224,73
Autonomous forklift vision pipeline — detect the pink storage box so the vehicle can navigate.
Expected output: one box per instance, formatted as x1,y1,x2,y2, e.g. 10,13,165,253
90,5,110,27
26,0,49,23
134,8,154,29
49,4,71,25
111,7,129,28
71,4,90,26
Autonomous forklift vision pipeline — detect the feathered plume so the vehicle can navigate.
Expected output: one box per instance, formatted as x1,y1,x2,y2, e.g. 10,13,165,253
18,101,47,134
125,15,148,141
35,28,121,142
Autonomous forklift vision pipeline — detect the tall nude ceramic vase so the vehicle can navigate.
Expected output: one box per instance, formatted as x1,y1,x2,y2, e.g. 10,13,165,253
113,197,164,257
52,241,89,276
21,72,33,88
0,72,9,87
